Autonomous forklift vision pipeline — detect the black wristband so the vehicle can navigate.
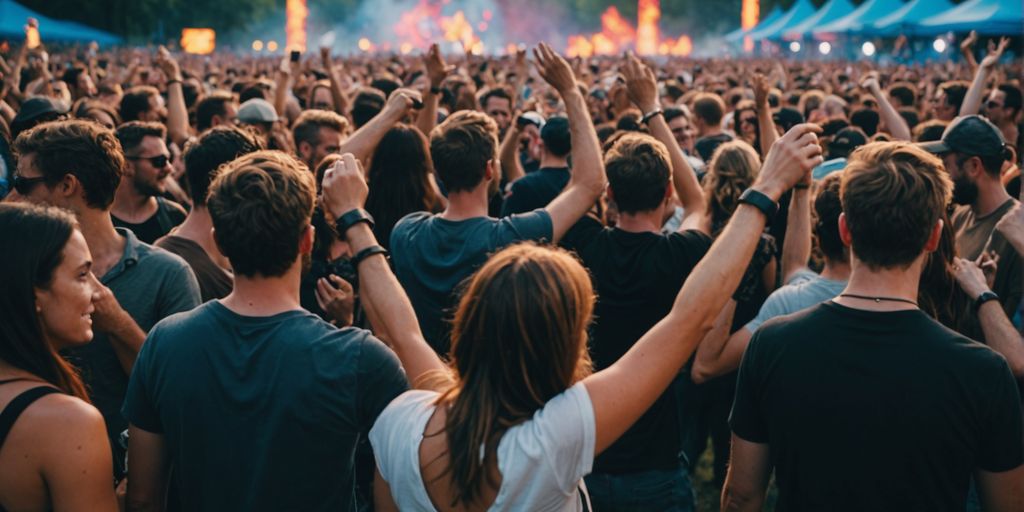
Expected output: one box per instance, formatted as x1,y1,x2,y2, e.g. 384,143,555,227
430,85,442,94
738,188,778,222
166,79,182,86
641,107,664,124
974,290,999,311
334,208,375,239
794,183,811,190
350,245,388,268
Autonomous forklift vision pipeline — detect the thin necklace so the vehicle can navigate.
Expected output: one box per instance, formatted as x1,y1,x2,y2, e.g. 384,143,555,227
839,293,918,307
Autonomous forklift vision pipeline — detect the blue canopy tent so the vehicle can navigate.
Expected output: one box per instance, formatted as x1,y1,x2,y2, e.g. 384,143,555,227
725,6,784,43
0,0,121,44
749,0,818,41
915,0,1023,35
868,0,954,36
813,0,906,35
780,0,856,40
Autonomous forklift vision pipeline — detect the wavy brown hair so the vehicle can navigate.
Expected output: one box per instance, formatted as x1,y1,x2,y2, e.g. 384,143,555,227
433,243,594,508
704,140,761,236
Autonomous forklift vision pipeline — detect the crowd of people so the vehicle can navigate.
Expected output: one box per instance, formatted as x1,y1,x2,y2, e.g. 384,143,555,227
0,24,1022,512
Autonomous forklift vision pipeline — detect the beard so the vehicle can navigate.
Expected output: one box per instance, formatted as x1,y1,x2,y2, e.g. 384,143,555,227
952,175,979,205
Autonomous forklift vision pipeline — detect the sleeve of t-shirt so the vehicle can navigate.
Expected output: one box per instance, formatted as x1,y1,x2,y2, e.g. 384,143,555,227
746,288,794,333
500,181,529,218
559,215,603,253
155,254,201,318
499,209,554,245
976,356,1024,472
729,328,769,443
356,333,411,434
523,382,595,493
122,326,163,433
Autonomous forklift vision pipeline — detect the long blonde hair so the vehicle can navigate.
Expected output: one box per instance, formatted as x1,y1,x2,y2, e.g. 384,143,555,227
704,140,761,235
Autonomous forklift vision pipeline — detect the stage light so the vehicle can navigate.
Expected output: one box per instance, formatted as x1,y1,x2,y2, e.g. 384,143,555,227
789,41,801,53
933,38,947,53
862,41,875,57
818,42,831,55
267,40,279,52
252,40,264,52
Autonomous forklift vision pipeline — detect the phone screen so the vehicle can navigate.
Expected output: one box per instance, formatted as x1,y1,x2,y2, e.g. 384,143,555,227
26,26,40,49
290,50,301,62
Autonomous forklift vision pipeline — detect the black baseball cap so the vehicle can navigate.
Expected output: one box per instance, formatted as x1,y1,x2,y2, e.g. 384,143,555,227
13,97,69,125
540,116,571,156
919,115,1006,157
829,127,867,154
772,107,804,131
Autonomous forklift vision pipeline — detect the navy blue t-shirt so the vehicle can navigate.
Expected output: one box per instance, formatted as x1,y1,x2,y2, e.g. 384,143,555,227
500,166,570,217
390,210,553,354
123,301,408,512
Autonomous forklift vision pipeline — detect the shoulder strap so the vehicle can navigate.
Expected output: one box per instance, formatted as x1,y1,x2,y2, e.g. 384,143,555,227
0,387,61,453
154,197,175,233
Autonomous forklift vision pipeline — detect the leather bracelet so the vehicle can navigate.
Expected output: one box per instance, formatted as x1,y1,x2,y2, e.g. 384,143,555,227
350,245,388,268
974,290,999,311
738,188,778,222
166,79,183,86
429,85,442,94
641,107,664,124
334,208,375,239
794,183,811,190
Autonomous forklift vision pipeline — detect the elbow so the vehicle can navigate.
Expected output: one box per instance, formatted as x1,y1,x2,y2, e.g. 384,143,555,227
721,483,763,512
691,364,712,385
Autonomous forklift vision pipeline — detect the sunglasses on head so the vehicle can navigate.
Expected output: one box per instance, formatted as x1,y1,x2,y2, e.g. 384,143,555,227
12,175,48,195
127,154,171,168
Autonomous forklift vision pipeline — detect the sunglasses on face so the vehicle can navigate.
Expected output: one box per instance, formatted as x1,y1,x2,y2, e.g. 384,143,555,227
12,175,47,195
986,101,1004,109
127,154,171,168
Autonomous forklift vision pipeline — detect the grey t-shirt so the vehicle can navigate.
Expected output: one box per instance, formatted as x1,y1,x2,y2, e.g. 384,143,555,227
123,301,408,512
745,269,847,333
63,228,200,476
390,210,553,354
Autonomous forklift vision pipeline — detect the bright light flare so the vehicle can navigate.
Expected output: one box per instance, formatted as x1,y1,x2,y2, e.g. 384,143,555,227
285,0,307,52
789,41,801,53
862,41,875,57
818,41,831,55
252,40,264,52
933,38,947,53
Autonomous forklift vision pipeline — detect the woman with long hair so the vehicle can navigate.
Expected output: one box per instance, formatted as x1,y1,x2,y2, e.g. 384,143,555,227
365,124,445,250
0,203,116,511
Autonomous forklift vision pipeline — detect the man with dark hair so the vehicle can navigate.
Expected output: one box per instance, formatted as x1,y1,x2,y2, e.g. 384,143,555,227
350,87,386,128
11,120,199,479
849,108,880,137
480,86,513,136
887,82,917,109
194,91,238,133
111,121,187,244
501,116,572,216
931,81,969,122
119,86,166,123
123,150,408,511
921,115,1021,322
62,65,97,101
390,44,605,354
664,106,704,173
812,127,868,180
984,84,1022,146
292,109,349,172
156,125,264,301
725,141,1023,511
692,92,732,162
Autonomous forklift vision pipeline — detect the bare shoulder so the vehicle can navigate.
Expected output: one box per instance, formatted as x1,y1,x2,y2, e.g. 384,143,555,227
20,393,106,441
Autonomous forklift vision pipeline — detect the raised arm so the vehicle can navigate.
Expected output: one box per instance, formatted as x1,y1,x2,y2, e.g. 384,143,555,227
961,38,1009,117
417,44,452,139
498,116,526,185
584,124,823,454
321,153,447,387
781,177,812,282
338,88,421,167
622,53,706,233
954,258,1024,378
273,56,296,121
959,31,979,74
155,46,190,147
320,47,349,117
753,73,778,159
534,43,606,243
861,73,911,141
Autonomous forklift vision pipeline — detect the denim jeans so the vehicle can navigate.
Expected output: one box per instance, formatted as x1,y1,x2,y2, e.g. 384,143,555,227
584,466,695,512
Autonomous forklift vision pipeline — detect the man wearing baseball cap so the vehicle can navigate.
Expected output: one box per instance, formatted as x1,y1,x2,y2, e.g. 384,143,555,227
921,115,1021,322
501,116,572,216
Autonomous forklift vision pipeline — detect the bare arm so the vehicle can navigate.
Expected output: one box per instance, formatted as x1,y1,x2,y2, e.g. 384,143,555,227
533,43,606,243
126,426,170,512
42,398,117,512
155,47,189,147
954,258,1024,378
781,185,812,282
961,38,1009,117
691,300,739,383
498,121,526,185
337,89,420,168
374,468,400,512
416,44,452,139
721,435,772,512
273,57,295,120
959,31,979,74
322,154,447,388
862,73,911,141
753,73,779,159
320,47,348,116
584,124,824,453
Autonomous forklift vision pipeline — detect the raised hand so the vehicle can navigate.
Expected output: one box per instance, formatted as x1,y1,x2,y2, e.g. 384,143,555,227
532,43,576,95
322,153,369,219
756,124,823,198
960,30,978,54
423,43,453,89
621,52,658,113
155,45,181,82
860,71,881,94
752,73,770,106
980,37,1009,69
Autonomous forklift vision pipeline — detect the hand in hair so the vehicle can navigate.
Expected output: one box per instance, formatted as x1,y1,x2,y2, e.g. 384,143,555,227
756,124,824,198
621,52,658,113
322,152,369,219
532,43,576,95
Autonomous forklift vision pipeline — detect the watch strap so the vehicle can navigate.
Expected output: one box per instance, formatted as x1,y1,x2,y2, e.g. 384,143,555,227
738,188,778,221
641,107,664,124
974,290,999,310
334,208,375,238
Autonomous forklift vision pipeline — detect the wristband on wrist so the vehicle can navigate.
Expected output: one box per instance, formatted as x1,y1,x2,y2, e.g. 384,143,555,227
166,78,182,86
641,107,664,124
350,245,388,268
794,183,811,190
738,188,779,222
429,85,442,94
974,290,999,311
334,208,375,239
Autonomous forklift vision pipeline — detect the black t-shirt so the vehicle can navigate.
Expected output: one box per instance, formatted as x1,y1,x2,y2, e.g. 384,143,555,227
695,133,733,162
112,197,187,244
500,166,570,217
123,301,409,512
730,302,1024,512
562,217,712,473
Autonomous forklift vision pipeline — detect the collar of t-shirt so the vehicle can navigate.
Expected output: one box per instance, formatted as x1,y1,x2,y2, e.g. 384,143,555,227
103,228,142,283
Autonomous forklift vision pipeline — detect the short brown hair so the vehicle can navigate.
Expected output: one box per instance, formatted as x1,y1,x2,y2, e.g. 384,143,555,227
840,142,952,270
115,121,166,154
692,93,725,126
207,150,316,277
13,120,125,210
195,91,235,132
430,110,498,193
120,85,159,122
292,109,349,150
605,132,671,214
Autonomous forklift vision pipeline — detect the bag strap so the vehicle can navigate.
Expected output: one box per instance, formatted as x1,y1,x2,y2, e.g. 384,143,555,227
0,386,61,453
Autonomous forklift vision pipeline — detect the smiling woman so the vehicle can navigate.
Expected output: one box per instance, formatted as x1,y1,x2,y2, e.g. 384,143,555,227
0,203,117,512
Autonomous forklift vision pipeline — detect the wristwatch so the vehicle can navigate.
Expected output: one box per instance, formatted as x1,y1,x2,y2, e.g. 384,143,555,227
738,188,778,222
974,290,999,311
334,208,375,238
